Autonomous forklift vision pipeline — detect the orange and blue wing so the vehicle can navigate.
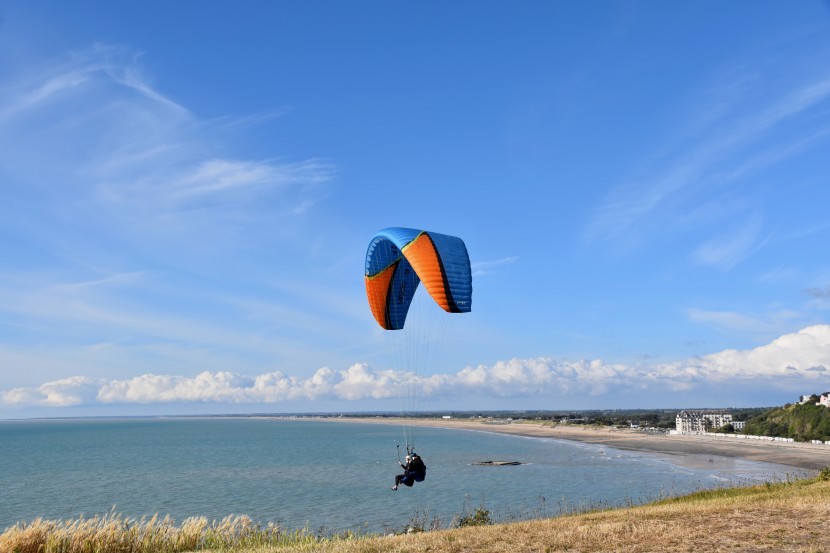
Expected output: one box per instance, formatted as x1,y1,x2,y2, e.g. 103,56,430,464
364,227,472,330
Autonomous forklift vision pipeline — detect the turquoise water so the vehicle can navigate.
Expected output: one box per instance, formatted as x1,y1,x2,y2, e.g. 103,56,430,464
0,418,800,533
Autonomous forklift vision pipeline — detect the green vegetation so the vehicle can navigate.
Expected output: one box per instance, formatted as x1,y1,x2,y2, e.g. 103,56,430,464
743,401,830,442
456,507,492,527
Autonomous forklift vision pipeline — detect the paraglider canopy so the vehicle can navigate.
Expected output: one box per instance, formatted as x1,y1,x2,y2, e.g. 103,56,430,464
364,227,472,330
366,227,472,463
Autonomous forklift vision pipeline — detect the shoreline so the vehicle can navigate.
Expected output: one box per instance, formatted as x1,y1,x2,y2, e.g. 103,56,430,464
328,417,830,471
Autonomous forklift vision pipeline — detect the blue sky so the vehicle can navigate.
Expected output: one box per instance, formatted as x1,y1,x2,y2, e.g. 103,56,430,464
2,1,830,418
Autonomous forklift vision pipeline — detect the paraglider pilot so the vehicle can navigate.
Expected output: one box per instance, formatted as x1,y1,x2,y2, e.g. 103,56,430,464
392,452,426,490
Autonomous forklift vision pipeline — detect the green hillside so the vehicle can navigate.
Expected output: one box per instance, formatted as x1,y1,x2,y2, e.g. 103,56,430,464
743,400,830,442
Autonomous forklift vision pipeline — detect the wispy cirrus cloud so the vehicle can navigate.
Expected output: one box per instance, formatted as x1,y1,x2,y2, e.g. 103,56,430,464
0,45,349,389
685,307,803,338
0,269,364,379
691,214,767,269
471,256,519,277
585,55,830,267
1,45,334,230
4,325,829,409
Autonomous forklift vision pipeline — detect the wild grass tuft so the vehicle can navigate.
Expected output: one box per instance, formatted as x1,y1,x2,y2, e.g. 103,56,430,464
0,510,318,553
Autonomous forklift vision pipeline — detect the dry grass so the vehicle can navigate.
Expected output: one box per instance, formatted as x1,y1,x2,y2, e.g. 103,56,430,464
4,472,829,553
0,511,317,553
221,475,830,553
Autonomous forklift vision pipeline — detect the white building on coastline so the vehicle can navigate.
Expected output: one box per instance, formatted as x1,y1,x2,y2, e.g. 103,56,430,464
674,410,732,434
798,392,830,407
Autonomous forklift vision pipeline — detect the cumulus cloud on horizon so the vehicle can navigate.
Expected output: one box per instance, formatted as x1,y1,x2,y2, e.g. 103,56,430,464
3,325,830,409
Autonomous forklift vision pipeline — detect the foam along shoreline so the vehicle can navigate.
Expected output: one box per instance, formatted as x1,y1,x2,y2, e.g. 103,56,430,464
328,417,830,471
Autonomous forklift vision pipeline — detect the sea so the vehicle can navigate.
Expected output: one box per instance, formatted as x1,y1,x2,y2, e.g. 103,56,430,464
0,417,805,534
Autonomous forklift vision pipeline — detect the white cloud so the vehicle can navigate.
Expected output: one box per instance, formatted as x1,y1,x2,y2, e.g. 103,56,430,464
2,376,100,407
93,364,404,404
699,324,830,380
5,326,829,409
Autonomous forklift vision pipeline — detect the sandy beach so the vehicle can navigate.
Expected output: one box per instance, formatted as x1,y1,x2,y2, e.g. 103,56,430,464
331,417,830,471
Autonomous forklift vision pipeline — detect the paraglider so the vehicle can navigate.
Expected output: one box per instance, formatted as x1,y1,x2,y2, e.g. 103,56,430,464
364,227,472,331
392,451,427,491
364,227,471,490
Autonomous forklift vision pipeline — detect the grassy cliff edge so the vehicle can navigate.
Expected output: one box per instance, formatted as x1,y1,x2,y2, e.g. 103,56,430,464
267,469,830,553
4,469,829,553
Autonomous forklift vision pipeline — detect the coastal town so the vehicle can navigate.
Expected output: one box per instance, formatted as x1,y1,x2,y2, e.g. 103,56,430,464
673,392,830,444
673,411,829,446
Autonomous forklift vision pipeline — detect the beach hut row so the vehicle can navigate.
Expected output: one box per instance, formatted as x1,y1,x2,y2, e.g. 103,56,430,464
699,431,830,446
